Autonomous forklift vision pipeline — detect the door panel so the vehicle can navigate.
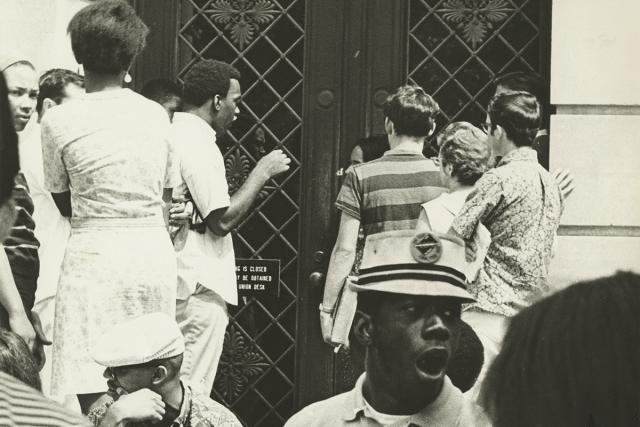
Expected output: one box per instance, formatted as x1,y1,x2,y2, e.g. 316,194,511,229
407,0,551,135
176,1,306,426
132,1,550,425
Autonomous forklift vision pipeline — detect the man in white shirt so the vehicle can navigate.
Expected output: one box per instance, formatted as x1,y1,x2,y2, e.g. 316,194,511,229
286,231,490,427
171,59,290,394
21,69,84,398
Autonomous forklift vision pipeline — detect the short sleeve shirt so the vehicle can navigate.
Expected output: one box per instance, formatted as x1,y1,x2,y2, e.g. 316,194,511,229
451,147,563,316
335,150,445,237
171,112,237,304
41,88,178,219
285,374,490,427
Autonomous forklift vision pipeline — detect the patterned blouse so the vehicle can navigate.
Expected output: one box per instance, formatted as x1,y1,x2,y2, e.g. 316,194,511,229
451,147,563,316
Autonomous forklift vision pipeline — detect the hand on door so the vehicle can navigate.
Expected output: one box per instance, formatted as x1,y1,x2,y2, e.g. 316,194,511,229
253,149,291,181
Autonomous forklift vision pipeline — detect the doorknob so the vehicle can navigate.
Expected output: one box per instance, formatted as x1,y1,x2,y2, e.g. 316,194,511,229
309,271,326,288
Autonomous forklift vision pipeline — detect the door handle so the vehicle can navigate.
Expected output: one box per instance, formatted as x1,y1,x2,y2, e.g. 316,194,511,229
309,250,327,288
309,271,326,289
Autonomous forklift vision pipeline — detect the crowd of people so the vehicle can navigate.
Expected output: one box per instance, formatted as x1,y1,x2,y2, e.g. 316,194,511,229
0,0,638,426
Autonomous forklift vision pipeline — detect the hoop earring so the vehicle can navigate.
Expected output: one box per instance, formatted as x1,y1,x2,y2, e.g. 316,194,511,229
124,71,132,84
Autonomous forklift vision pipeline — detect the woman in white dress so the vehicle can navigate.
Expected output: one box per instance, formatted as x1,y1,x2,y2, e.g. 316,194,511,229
416,122,492,279
42,0,178,411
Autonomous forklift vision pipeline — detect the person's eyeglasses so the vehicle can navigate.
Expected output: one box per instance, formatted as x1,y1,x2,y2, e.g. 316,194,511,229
430,156,441,166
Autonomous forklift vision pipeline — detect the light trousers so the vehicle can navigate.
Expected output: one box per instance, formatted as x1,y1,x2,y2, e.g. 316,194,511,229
461,310,508,403
176,284,229,396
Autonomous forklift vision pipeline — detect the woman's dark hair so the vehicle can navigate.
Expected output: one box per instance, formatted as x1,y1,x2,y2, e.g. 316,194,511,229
0,72,19,204
383,85,440,139
481,271,640,427
68,0,148,74
488,91,540,147
357,134,390,162
0,330,41,390
182,60,241,108
439,124,490,186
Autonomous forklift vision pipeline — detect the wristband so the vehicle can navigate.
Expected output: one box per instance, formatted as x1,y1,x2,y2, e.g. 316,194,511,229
319,303,334,315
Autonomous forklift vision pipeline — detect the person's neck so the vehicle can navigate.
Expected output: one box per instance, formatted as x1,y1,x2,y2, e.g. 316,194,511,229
157,378,184,410
183,105,214,129
83,71,125,93
388,135,424,154
447,179,470,193
362,369,443,415
497,139,518,158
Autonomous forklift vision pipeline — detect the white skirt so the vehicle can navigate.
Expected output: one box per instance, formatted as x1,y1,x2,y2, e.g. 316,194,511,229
51,217,177,396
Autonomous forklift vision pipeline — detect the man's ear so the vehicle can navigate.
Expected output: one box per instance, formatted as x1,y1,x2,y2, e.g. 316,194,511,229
352,310,373,347
384,117,394,136
211,94,222,112
151,365,169,386
41,98,57,117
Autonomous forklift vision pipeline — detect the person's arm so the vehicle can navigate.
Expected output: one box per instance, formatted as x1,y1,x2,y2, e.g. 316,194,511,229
320,213,360,343
448,173,503,261
162,188,173,229
51,191,71,217
204,150,290,236
42,116,71,216
0,250,35,349
97,389,165,427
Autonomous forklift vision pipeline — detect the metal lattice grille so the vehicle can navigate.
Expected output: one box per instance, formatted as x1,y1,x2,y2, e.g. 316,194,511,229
408,0,544,129
177,1,305,425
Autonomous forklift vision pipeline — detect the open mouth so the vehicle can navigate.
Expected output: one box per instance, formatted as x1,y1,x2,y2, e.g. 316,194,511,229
416,348,449,376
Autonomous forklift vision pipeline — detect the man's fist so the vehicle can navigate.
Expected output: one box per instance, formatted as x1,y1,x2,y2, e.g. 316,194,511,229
106,389,165,424
254,149,291,181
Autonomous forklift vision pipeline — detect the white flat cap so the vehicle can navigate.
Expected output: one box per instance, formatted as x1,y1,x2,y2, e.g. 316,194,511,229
92,312,185,368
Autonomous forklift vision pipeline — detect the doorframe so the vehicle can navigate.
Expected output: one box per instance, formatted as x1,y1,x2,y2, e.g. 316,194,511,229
296,0,407,408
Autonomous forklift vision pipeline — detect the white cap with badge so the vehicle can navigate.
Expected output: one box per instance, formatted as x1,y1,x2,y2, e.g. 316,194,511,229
92,312,185,368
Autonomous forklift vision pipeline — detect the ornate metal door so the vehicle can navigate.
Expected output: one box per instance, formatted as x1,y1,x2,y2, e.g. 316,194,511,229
407,0,551,134
176,1,305,426
132,1,550,425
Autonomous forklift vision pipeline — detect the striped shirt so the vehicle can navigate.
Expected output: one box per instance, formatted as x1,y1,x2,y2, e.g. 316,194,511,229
0,371,89,426
335,150,445,236
3,172,40,280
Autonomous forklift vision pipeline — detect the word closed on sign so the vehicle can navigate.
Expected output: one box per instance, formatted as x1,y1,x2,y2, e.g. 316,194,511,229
235,258,280,298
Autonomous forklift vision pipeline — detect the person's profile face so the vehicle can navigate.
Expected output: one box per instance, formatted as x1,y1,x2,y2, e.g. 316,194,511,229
4,64,38,132
105,365,155,394
368,294,461,397
61,83,84,104
349,145,364,165
213,78,241,135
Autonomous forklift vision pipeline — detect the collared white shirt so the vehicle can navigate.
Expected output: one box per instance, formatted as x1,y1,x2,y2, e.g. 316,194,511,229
285,373,491,426
171,112,237,305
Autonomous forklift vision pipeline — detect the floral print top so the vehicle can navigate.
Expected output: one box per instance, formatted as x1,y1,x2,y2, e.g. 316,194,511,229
451,147,563,316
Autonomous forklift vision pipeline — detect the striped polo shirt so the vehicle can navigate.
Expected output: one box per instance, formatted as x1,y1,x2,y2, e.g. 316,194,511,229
0,371,90,426
335,149,445,236
3,172,40,280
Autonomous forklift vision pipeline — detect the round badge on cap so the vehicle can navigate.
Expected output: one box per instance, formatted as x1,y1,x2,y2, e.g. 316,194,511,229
410,232,443,264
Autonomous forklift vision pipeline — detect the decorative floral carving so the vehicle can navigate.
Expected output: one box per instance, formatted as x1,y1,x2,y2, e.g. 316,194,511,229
437,0,512,49
206,0,279,49
225,149,251,195
224,130,272,199
214,325,270,401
